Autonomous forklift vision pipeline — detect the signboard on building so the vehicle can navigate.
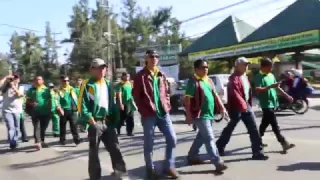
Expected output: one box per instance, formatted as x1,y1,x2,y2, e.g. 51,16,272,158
133,44,182,66
189,30,320,60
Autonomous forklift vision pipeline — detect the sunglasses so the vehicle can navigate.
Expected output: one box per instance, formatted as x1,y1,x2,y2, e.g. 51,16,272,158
149,55,159,59
63,80,69,82
198,66,208,69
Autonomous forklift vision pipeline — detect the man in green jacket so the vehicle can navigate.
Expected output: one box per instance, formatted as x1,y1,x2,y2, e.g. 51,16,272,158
58,76,81,145
78,58,127,180
26,76,55,151
48,83,60,137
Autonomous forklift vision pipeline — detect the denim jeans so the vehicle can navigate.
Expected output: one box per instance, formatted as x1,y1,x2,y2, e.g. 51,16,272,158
142,114,177,170
216,106,263,155
3,112,20,146
188,119,222,165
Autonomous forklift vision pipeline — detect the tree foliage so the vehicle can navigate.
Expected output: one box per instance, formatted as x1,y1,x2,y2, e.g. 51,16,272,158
4,0,227,82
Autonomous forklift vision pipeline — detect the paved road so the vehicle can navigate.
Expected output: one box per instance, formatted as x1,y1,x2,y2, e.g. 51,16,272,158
0,99,320,180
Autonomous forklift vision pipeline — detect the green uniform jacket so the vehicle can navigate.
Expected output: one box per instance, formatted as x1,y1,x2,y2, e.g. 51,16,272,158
26,85,55,115
58,85,78,111
50,90,61,114
77,78,119,128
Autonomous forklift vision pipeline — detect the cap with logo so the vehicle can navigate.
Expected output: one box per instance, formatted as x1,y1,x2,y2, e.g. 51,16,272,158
91,58,107,68
145,49,159,56
235,57,250,66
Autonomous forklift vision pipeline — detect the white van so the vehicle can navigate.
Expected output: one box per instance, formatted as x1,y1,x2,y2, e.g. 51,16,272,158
208,74,230,105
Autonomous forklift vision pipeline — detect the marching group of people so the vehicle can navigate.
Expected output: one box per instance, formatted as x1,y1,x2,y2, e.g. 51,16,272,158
1,49,299,180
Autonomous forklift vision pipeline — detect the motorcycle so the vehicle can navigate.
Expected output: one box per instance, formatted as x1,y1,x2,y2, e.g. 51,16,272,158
277,85,314,114
277,96,309,114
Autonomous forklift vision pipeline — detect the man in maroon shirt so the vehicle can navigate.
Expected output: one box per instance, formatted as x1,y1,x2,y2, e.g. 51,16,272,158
216,57,268,160
132,50,178,179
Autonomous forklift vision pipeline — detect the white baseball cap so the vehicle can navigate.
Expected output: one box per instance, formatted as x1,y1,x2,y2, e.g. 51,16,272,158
235,57,250,66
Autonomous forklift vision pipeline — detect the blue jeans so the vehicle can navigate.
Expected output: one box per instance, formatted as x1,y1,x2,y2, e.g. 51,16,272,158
3,112,20,146
188,119,222,165
142,114,177,170
216,107,263,155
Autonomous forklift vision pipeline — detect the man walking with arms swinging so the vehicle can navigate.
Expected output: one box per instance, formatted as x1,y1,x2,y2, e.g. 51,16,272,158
78,58,127,180
216,57,268,160
132,50,179,179
255,57,295,153
184,59,228,173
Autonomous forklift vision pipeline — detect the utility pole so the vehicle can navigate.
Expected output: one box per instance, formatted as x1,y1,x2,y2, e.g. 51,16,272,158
98,0,114,79
116,28,123,68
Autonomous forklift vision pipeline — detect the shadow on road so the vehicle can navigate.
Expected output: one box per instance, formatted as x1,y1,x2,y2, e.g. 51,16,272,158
311,105,320,111
0,144,39,154
277,162,320,171
230,125,320,138
5,124,320,171
8,148,90,169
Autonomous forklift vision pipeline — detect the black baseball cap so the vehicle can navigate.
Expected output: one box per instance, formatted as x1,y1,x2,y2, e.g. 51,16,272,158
260,57,273,67
145,49,159,56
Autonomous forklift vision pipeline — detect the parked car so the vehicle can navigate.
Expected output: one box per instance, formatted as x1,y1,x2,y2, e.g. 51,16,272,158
208,74,230,105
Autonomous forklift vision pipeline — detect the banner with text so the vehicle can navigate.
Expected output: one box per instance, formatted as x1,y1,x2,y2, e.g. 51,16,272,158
188,30,320,60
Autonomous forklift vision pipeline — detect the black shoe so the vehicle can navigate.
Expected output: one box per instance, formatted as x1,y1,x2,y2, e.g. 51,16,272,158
252,154,269,160
22,139,29,143
41,142,49,148
74,138,82,145
60,141,66,145
282,142,295,153
127,133,134,136
9,142,17,150
53,134,59,138
262,143,268,147
215,162,228,172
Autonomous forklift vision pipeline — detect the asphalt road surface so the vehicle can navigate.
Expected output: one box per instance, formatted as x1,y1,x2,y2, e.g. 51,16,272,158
0,98,320,180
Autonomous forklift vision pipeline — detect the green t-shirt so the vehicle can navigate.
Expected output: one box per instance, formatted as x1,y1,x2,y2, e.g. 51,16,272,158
116,82,133,105
241,74,250,102
153,76,165,117
185,78,215,120
255,72,278,108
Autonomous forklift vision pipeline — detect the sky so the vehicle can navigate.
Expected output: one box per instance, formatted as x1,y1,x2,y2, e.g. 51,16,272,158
0,0,297,63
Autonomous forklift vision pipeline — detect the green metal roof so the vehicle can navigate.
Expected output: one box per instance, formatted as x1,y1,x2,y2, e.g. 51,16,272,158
242,0,320,43
180,16,256,56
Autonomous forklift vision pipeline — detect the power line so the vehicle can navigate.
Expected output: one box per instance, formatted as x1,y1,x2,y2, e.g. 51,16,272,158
183,2,290,40
179,0,252,24
0,0,252,39
0,23,41,32
180,0,281,29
